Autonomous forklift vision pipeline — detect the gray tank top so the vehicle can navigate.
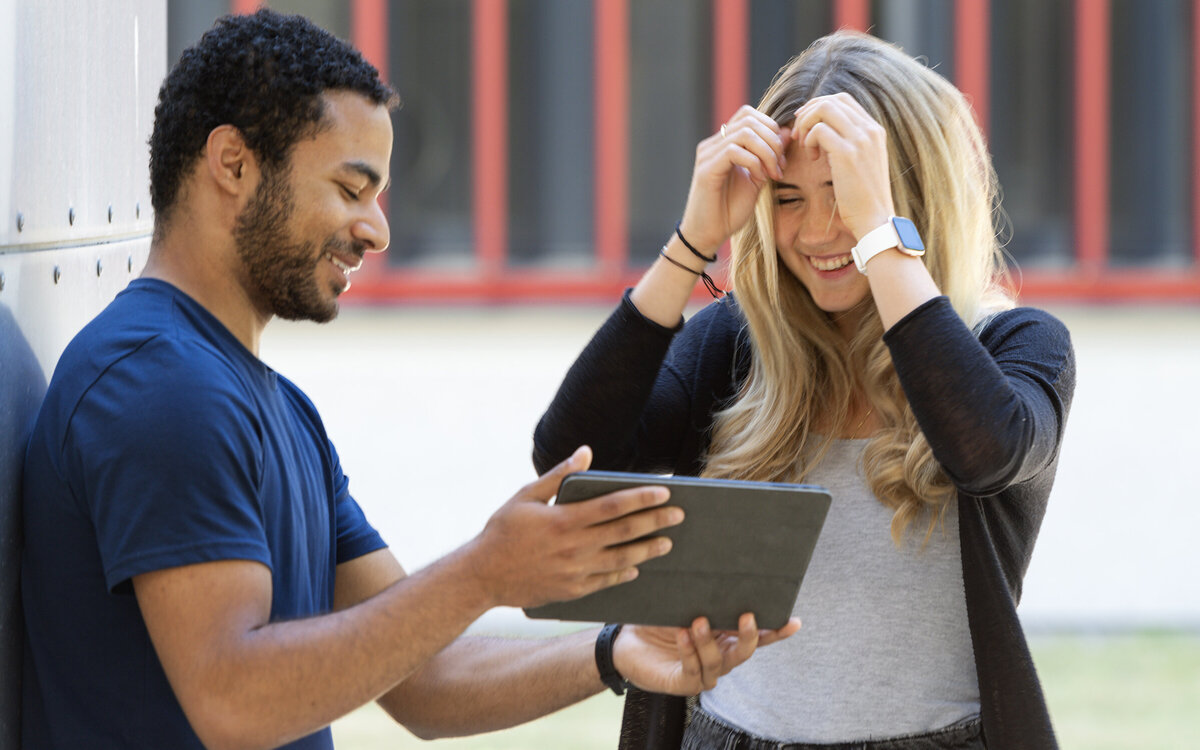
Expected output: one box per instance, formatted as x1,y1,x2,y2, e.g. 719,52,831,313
699,438,980,742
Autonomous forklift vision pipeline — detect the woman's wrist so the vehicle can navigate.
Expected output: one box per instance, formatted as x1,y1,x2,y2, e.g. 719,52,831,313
674,222,719,264
675,218,724,259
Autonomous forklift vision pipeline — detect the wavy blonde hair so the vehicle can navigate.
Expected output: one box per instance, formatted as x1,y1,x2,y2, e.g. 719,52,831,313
702,31,1014,544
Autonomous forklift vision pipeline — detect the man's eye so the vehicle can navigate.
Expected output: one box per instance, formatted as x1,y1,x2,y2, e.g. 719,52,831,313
341,186,360,200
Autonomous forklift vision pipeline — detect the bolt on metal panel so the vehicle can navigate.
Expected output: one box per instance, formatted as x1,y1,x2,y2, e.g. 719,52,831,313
0,0,165,250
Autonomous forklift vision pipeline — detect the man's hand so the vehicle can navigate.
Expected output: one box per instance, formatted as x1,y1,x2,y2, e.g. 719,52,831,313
613,614,802,695
463,446,685,609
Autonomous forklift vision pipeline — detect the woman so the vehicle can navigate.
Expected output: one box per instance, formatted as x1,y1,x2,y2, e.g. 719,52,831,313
534,31,1075,750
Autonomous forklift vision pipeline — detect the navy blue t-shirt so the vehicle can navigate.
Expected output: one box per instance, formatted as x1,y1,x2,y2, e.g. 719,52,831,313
21,279,387,749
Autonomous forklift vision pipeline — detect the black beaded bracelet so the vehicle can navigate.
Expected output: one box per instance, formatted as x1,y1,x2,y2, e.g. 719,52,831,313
595,623,631,696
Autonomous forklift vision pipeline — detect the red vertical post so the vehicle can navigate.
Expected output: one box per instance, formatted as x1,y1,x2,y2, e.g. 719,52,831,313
473,0,508,275
1074,0,1109,272
351,0,388,83
351,0,390,282
595,0,629,273
231,0,259,14
712,0,749,128
954,0,990,137
833,0,870,32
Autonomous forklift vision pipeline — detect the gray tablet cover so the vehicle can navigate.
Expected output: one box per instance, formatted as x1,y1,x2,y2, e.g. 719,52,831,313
523,471,831,631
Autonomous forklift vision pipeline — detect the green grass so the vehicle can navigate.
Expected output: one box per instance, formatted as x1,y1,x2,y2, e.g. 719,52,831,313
1032,632,1200,749
330,632,1200,749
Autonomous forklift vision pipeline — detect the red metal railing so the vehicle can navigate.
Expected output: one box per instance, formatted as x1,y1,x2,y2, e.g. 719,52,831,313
234,0,1200,303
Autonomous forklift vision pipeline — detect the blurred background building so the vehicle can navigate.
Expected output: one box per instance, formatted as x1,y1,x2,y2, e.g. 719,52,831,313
173,0,1200,304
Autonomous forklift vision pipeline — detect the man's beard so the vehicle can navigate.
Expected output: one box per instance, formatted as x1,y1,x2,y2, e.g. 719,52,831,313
233,166,350,323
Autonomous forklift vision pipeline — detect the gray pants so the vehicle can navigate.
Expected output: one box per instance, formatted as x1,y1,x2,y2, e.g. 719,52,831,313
681,707,986,750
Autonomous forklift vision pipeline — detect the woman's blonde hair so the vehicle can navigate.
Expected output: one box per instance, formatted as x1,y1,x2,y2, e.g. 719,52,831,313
702,31,1013,544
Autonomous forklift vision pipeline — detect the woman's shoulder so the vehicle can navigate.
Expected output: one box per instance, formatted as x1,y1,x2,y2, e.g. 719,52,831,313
978,305,1072,349
667,294,751,385
684,292,746,334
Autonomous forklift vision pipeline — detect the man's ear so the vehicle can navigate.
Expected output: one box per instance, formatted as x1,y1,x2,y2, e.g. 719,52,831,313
203,124,259,198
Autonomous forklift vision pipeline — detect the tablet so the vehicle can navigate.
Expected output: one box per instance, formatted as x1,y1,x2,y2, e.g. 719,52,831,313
523,470,830,631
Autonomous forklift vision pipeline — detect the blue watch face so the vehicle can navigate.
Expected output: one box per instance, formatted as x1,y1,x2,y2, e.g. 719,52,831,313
892,217,925,251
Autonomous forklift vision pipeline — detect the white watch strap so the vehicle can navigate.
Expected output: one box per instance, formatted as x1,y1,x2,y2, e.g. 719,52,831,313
851,220,901,275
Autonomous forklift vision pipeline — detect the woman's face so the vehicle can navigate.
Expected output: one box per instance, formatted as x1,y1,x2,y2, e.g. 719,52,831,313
772,139,872,331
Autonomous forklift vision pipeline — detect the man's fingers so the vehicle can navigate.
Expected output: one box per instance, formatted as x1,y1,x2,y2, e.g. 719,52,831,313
571,566,640,600
756,616,802,647
564,485,674,528
598,531,674,569
675,627,703,683
523,445,593,503
689,617,724,691
588,500,684,547
723,612,761,668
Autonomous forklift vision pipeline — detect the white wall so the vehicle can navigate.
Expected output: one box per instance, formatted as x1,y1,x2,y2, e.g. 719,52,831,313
261,301,1200,634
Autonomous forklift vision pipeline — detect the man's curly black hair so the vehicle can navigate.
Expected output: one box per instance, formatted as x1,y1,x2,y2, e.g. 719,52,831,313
148,9,400,226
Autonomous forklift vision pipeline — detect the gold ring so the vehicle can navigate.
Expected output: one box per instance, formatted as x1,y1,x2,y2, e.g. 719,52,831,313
720,123,728,139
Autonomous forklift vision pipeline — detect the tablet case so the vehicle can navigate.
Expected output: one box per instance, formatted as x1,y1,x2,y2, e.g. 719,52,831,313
523,471,831,631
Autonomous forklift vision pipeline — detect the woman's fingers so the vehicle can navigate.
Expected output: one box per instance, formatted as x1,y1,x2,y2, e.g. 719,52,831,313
793,93,874,156
789,93,894,238
681,104,791,251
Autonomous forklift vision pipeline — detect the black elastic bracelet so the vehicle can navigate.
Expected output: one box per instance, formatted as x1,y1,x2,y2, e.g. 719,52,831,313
595,623,631,696
659,248,725,298
659,248,701,276
674,221,718,264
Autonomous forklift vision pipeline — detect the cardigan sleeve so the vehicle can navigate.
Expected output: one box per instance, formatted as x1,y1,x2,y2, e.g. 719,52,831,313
533,292,746,476
883,296,1076,497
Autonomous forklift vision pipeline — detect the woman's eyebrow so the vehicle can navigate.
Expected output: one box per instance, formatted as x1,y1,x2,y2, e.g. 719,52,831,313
774,181,834,190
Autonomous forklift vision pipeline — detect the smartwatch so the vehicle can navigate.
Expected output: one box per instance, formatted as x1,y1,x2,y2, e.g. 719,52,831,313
850,216,925,274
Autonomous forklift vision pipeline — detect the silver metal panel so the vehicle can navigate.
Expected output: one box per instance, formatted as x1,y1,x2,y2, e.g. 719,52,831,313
0,239,152,378
0,0,164,250
1,2,165,745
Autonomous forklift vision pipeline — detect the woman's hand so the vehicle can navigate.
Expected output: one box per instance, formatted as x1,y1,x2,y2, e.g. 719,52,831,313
791,93,895,240
678,105,792,254
612,614,801,696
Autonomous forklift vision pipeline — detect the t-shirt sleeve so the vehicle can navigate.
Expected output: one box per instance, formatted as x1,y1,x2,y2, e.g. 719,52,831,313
65,343,272,593
327,440,387,564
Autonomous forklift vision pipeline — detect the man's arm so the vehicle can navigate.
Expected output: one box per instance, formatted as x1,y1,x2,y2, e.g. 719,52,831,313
334,548,603,738
133,447,682,750
337,547,799,740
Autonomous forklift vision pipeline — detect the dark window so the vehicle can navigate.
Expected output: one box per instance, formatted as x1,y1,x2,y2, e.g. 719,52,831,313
507,0,595,268
990,0,1074,268
1109,0,1193,268
628,1,713,263
387,0,474,268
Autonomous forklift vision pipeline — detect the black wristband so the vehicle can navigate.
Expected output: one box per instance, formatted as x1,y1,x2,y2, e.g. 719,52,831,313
674,221,719,264
659,245,726,299
595,623,631,696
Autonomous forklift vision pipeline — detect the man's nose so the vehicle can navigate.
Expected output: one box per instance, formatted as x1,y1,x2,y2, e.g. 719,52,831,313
353,201,390,253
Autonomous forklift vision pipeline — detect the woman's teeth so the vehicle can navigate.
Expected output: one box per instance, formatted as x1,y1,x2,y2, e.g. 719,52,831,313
809,254,853,272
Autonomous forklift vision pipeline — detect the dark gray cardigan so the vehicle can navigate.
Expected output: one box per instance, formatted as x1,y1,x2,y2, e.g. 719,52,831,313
534,292,1075,750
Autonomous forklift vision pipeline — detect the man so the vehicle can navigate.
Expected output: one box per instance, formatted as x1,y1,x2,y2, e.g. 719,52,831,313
20,10,798,750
